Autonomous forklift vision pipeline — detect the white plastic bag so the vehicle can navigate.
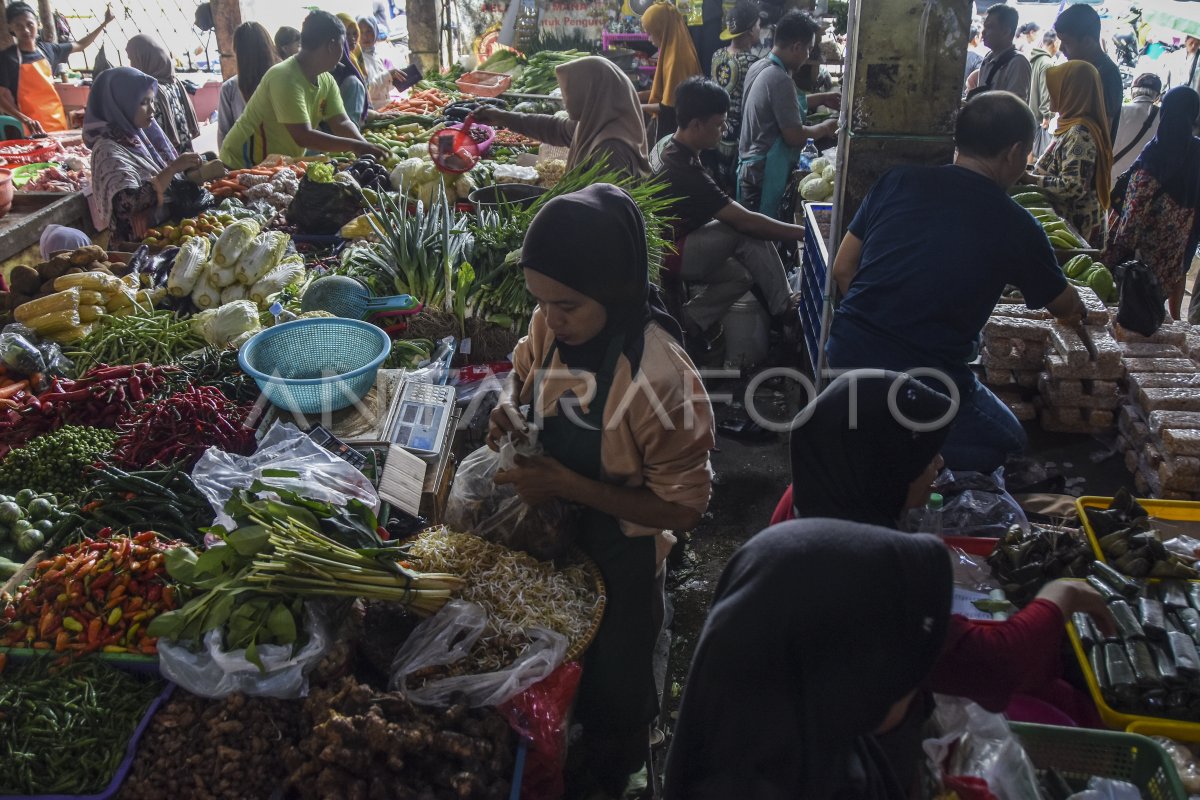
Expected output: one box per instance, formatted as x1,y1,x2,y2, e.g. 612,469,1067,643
1068,778,1142,800
389,599,567,708
925,696,1042,800
156,605,330,699
443,434,576,560
191,421,378,529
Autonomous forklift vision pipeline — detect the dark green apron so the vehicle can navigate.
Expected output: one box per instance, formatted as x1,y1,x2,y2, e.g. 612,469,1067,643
531,337,659,736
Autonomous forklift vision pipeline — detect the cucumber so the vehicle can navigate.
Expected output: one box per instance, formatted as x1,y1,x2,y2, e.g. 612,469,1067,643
1012,191,1048,206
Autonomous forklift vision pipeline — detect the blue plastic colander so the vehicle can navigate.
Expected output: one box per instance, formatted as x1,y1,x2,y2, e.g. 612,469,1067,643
238,318,391,414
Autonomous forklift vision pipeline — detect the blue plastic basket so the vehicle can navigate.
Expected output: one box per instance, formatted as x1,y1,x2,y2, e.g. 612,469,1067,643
238,318,391,414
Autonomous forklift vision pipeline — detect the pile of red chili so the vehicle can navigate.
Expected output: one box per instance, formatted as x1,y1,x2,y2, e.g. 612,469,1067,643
0,363,177,451
110,384,256,469
0,530,181,655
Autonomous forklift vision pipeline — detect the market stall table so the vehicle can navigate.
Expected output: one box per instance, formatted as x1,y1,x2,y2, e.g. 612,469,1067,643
0,193,91,263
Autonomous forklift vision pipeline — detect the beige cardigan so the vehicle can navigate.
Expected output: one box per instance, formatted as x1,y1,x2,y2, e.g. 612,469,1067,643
511,308,715,540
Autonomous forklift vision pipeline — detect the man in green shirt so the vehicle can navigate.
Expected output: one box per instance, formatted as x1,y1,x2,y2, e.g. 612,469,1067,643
220,10,386,168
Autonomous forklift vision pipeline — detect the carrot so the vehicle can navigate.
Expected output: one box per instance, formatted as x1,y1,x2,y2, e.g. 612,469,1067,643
213,179,242,190
27,371,41,389
0,380,29,399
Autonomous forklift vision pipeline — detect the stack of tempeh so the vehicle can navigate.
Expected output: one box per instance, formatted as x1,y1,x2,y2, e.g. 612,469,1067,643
1115,322,1200,500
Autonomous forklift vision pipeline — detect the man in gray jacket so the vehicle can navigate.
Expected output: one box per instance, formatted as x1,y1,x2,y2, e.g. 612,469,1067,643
1028,29,1058,158
966,4,1031,103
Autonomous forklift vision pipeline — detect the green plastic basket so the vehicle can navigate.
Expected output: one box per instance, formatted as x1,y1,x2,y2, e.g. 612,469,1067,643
1011,722,1187,799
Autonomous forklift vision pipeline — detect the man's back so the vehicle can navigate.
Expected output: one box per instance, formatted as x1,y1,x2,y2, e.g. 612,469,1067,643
1078,50,1123,141
1112,97,1161,183
828,165,1066,378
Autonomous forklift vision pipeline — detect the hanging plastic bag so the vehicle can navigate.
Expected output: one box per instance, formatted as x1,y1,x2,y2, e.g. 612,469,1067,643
443,432,577,561
389,600,568,708
1115,259,1166,337
923,468,1030,538
498,661,583,800
156,604,330,699
191,421,379,529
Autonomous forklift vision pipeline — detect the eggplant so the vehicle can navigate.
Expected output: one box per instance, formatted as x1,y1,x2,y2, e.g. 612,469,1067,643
1092,560,1142,599
1087,575,1124,603
1138,597,1167,640
1159,580,1190,609
1152,641,1180,683
1126,639,1162,688
1072,612,1098,650
127,243,151,275
1110,600,1146,640
1169,630,1200,677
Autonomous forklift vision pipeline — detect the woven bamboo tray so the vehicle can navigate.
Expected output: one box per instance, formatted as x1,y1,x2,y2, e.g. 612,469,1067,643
565,551,607,663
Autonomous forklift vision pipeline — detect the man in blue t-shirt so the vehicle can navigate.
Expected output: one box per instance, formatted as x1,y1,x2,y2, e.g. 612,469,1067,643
826,91,1085,474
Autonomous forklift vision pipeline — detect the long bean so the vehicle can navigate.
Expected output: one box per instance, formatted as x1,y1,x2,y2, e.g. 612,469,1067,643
67,310,206,371
0,658,163,795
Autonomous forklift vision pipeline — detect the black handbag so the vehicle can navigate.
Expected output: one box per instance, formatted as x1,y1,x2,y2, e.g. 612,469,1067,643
1114,259,1166,336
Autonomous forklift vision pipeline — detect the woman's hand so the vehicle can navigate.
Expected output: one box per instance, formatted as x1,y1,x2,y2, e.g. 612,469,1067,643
1036,580,1115,636
1017,171,1041,185
471,106,503,126
487,400,529,451
170,152,204,175
495,454,575,506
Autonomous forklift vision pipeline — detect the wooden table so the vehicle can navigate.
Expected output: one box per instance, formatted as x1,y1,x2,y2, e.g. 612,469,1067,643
0,193,91,264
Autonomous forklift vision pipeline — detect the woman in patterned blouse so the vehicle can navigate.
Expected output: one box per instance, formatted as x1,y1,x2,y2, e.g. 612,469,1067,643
1019,61,1114,246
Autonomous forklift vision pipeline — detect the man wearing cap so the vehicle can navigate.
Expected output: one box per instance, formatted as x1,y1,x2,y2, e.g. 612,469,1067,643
710,1,763,192
1111,74,1163,186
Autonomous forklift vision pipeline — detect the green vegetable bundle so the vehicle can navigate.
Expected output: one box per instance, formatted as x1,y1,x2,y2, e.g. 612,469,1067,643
0,425,119,497
510,49,589,94
0,658,163,796
68,308,207,371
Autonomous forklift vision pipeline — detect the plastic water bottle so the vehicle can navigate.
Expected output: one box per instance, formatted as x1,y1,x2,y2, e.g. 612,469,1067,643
921,493,945,536
796,138,820,181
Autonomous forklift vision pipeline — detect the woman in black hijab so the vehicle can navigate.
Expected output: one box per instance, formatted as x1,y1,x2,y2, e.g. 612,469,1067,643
771,371,953,528
664,519,953,800
769,370,1111,764
490,184,715,798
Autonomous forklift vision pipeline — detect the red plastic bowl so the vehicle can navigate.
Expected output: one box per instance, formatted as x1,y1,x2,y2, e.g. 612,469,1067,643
446,122,496,157
0,138,60,166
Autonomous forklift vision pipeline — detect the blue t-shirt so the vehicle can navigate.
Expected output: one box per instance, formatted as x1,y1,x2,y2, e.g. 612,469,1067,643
827,164,1066,383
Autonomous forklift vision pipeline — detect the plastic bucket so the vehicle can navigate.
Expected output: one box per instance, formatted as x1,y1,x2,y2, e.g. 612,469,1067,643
722,291,770,369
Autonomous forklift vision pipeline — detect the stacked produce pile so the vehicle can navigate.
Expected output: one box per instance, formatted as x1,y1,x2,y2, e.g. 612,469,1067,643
1115,322,1200,500
980,288,1120,433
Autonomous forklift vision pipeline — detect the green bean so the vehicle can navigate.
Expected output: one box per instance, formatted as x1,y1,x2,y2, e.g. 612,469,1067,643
0,659,163,796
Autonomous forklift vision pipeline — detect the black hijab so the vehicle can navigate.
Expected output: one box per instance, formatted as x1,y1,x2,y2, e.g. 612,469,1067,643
663,519,953,800
791,372,954,529
1135,86,1200,209
519,183,682,374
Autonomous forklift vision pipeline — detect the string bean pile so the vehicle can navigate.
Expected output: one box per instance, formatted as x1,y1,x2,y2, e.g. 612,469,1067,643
68,309,205,371
0,658,163,796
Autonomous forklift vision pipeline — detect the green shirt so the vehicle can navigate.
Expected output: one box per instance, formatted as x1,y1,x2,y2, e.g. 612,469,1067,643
219,57,345,168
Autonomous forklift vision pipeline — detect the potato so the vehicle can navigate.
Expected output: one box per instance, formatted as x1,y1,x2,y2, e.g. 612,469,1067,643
39,257,72,281
70,245,106,265
9,264,41,296
39,278,58,295
63,267,85,276
9,292,32,309
87,261,113,275
0,292,12,312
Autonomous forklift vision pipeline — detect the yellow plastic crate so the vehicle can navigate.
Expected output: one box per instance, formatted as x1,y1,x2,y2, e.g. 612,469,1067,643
1076,495,1200,569
1067,620,1200,741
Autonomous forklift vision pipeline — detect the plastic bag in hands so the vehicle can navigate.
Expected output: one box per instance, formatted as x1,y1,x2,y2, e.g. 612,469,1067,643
191,421,379,530
498,661,582,800
156,605,330,699
389,599,568,708
443,435,577,561
925,696,1042,800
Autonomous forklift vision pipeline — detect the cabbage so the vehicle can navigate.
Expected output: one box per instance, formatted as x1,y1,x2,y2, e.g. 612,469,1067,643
822,165,836,181
212,219,262,268
390,157,427,190
810,157,830,174
192,299,261,347
407,143,428,159
800,176,834,201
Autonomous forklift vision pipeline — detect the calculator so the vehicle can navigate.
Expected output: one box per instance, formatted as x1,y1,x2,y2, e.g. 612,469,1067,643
383,381,456,457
